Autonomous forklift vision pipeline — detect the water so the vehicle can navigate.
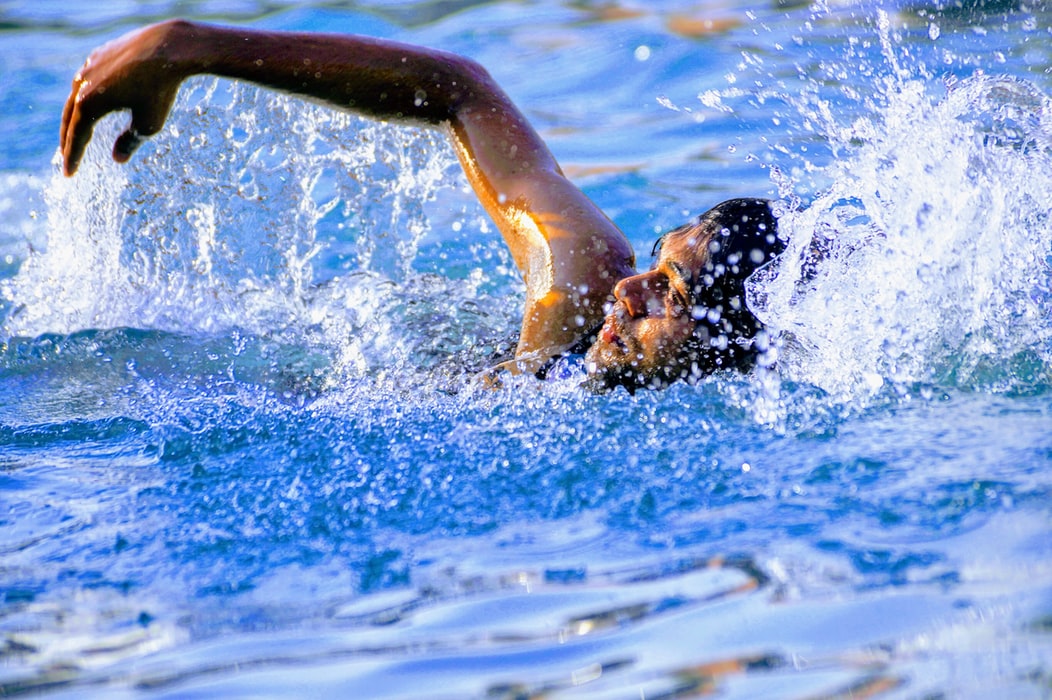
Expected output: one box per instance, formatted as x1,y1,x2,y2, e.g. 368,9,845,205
2,1,1051,697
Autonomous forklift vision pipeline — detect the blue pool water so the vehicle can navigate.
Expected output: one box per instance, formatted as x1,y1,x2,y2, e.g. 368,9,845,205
2,1,1051,697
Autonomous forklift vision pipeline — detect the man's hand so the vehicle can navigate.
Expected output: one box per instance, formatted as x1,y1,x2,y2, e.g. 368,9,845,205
60,21,189,176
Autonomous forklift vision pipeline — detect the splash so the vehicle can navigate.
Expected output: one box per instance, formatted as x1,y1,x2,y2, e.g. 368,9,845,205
0,78,514,378
748,70,1052,401
0,78,464,330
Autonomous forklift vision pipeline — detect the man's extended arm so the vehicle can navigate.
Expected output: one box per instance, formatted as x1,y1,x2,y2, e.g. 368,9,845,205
61,20,636,369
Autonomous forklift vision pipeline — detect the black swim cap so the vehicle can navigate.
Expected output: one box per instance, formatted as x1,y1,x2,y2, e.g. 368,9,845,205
678,198,784,373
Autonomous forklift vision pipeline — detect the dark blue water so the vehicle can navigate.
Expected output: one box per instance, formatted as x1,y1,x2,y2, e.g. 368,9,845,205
2,2,1051,698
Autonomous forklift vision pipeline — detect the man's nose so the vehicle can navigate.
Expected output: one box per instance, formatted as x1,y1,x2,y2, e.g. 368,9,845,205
614,272,660,318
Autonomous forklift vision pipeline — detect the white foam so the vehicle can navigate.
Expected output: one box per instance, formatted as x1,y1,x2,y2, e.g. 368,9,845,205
749,73,1052,401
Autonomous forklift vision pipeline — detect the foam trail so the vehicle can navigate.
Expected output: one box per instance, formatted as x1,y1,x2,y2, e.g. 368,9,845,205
749,73,1052,400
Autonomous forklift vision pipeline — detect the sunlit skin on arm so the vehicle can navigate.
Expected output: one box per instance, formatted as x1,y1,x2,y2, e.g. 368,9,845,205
61,21,784,392
60,19,636,370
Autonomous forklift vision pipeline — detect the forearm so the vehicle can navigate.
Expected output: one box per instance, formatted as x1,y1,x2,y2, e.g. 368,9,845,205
160,21,504,132
161,21,564,188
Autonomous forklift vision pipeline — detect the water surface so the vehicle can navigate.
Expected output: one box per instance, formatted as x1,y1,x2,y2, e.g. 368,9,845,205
2,1,1051,698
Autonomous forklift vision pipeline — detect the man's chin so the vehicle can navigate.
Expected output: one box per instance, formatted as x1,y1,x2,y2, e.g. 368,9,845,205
583,354,668,395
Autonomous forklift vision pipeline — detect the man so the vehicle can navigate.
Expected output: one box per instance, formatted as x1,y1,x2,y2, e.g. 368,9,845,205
61,19,784,392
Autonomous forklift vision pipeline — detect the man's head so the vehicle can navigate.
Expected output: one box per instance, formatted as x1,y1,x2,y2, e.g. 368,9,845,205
584,198,784,392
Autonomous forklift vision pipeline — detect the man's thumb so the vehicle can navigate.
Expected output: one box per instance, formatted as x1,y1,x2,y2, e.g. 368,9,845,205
112,125,145,163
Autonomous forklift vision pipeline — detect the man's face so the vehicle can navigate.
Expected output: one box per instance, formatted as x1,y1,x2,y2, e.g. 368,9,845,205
584,226,707,391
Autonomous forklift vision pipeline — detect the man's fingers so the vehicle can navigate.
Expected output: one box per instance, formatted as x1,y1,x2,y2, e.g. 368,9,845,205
60,89,75,154
61,106,93,177
60,79,87,176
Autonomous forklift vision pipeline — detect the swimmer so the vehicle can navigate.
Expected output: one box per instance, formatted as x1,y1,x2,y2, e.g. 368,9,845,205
60,19,784,392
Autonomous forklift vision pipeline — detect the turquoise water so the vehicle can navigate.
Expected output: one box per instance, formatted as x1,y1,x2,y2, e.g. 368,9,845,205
2,1,1052,697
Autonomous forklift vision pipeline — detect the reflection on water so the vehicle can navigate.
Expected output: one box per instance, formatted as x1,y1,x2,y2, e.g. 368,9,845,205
0,551,937,698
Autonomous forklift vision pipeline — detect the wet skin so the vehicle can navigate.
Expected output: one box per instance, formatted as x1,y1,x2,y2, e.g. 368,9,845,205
585,226,704,391
60,20,780,392
582,194,785,391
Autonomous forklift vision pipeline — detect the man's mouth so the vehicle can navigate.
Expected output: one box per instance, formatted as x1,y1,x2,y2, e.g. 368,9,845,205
600,321,631,354
597,311,630,352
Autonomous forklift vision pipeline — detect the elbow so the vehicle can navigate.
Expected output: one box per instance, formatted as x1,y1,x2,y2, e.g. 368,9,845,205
432,52,501,114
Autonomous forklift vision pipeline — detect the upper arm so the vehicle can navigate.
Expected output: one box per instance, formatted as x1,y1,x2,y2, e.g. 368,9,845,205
444,65,636,365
